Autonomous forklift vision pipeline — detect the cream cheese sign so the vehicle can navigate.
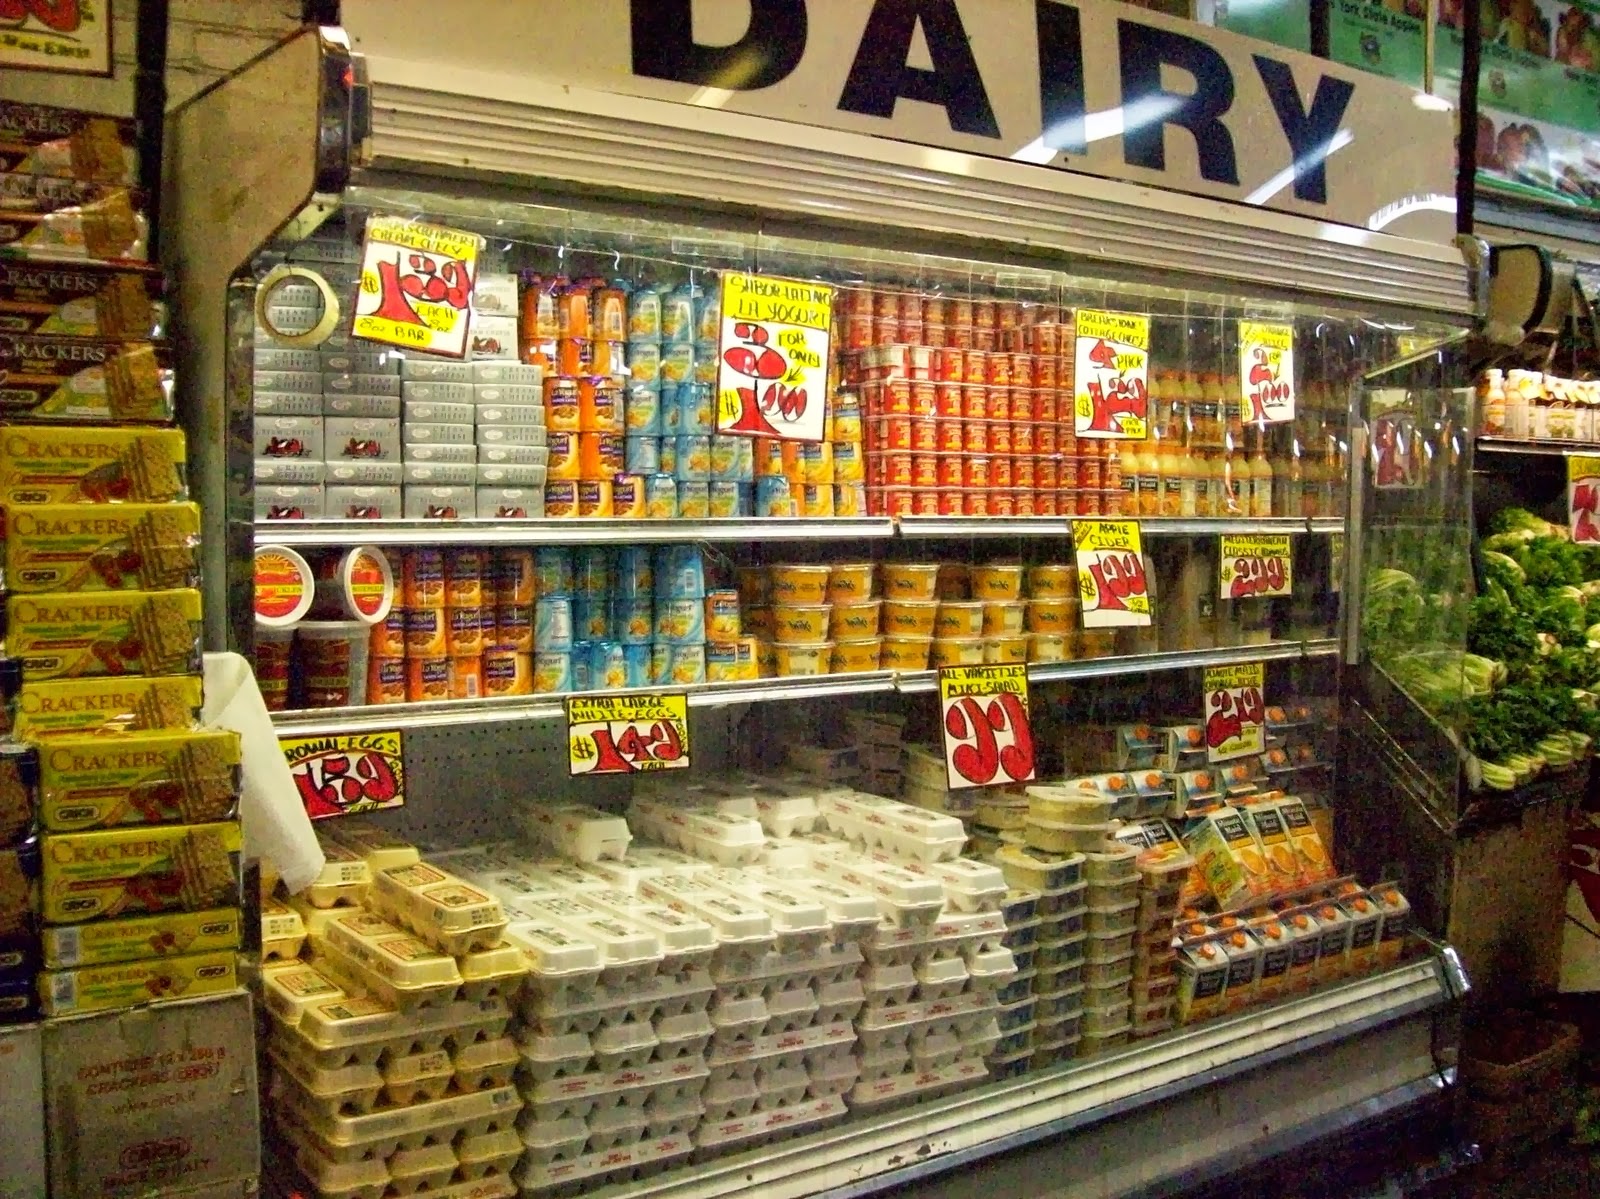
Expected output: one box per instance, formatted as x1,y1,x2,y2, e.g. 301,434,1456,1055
345,0,1458,238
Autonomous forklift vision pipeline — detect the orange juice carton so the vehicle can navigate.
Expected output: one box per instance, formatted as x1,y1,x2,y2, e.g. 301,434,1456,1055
1237,799,1298,895
1115,723,1176,771
1247,915,1295,1003
1174,935,1231,1024
1180,807,1264,910
1305,900,1353,983
1217,927,1263,1013
1334,884,1384,974
1273,797,1334,884
1129,769,1177,820
1277,906,1321,992
1372,882,1412,966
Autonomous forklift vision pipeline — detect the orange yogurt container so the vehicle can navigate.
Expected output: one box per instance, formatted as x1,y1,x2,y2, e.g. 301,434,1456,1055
882,599,938,636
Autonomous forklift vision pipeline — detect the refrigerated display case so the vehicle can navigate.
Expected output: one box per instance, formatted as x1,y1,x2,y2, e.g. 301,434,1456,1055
161,5,1484,1197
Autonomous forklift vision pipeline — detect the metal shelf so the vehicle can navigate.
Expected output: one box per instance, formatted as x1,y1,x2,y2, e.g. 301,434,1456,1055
896,516,1333,538
1476,436,1594,458
254,516,897,547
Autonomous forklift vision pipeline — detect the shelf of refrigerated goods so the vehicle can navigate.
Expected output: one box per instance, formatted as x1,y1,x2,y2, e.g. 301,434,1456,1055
253,516,898,547
896,516,1344,538
269,669,899,734
1475,437,1590,457
466,953,1456,1199
893,639,1338,694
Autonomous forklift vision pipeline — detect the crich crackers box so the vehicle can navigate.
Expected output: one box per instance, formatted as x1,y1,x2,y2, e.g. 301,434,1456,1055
0,1022,46,1199
44,990,259,1198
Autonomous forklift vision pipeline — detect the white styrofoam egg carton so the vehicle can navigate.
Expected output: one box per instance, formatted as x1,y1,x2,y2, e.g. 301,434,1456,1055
500,920,603,992
456,868,567,908
516,1113,589,1166
639,873,776,951
862,961,917,1006
751,792,820,838
515,895,663,986
789,878,881,942
576,888,718,971
753,1063,809,1109
517,1029,594,1083
809,853,945,927
523,858,613,893
520,1057,709,1125
700,869,831,953
518,967,711,1039
705,1020,855,1082
513,1131,693,1193
524,803,633,863
914,955,970,1000
845,1057,988,1113
805,1052,861,1099
817,791,967,864
815,976,867,1025
420,843,520,876
674,808,768,867
761,839,815,872
656,1009,715,1062
762,982,821,1035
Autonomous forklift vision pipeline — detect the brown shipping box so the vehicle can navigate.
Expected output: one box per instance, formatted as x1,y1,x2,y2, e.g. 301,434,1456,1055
44,990,259,1198
0,1023,46,1199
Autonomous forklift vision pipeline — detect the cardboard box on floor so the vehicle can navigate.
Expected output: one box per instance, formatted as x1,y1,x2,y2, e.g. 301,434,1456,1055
44,990,259,1199
0,1023,45,1199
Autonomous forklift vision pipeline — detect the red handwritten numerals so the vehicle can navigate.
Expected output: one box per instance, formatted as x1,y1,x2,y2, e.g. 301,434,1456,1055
1087,551,1148,612
586,721,684,774
1574,479,1600,543
1246,349,1291,421
293,751,401,814
367,251,474,330
944,692,1034,787
1205,686,1265,751
1082,338,1148,434
1228,556,1287,599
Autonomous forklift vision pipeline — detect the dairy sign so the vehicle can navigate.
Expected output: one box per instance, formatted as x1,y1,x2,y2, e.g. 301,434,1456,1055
346,0,1457,237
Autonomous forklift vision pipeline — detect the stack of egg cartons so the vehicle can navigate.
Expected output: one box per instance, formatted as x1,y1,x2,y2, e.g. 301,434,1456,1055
899,742,977,819
265,830,527,1199
811,791,1012,1110
988,835,1085,1074
1129,840,1192,1041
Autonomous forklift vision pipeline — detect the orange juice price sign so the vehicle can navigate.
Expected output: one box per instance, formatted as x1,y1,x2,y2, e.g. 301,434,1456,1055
1073,308,1149,439
1073,518,1151,628
353,216,483,358
1219,534,1292,599
1570,455,1600,543
938,664,1035,790
716,273,834,443
1238,321,1295,423
567,693,689,776
281,730,405,819
1202,662,1265,762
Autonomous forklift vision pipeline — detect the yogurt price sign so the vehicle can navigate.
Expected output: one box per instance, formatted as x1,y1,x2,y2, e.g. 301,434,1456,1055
567,693,690,776
353,216,483,358
1570,455,1600,544
1073,519,1151,627
1238,321,1295,423
1073,309,1150,440
939,664,1035,790
716,273,834,443
1202,662,1266,762
1219,534,1292,599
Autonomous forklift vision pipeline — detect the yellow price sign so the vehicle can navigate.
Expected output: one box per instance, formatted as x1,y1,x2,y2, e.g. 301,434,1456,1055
938,664,1035,790
715,273,834,443
1219,534,1293,599
1073,308,1150,440
1569,455,1600,543
1238,320,1295,423
1202,661,1266,762
352,216,483,358
1072,519,1151,628
566,693,689,776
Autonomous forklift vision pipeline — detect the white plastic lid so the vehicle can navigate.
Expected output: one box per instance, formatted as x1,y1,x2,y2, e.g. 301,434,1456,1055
639,872,774,942
502,919,603,975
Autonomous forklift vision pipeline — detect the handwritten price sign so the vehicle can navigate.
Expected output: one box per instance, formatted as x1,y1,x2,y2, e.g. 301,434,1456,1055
1238,321,1295,423
1219,534,1293,599
567,693,689,776
1073,518,1151,628
280,730,405,819
352,216,483,358
1203,662,1266,762
1570,455,1600,543
716,273,834,443
1073,308,1150,440
938,664,1035,790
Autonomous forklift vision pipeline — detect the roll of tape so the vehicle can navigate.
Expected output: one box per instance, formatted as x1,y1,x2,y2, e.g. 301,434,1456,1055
255,264,341,347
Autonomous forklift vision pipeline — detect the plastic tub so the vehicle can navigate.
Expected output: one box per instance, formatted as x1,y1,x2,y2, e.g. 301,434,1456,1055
772,604,833,643
1087,878,1140,908
1086,931,1137,962
1026,600,1075,634
1034,936,1088,971
832,637,883,673
1028,632,1069,663
830,599,882,639
1026,787,1114,825
1036,888,1088,922
931,637,985,667
827,563,876,602
1025,820,1108,855
882,599,938,636
994,846,1083,892
772,640,832,677
934,601,984,638
1082,999,1132,1035
1035,983,1085,1019
970,564,1024,601
296,620,371,708
1000,889,1040,925
1082,846,1141,884
769,565,830,604
981,601,1026,636
1027,564,1076,598
880,563,940,600
1077,1028,1131,1057
1086,900,1139,937
881,635,933,670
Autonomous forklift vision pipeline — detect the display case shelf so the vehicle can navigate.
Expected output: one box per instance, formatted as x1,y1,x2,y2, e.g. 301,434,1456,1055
1475,436,1593,457
896,515,1342,538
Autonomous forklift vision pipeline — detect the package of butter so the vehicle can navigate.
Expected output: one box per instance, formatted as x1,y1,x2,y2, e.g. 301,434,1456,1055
301,841,372,909
318,818,420,873
809,851,945,927
40,819,240,922
36,727,239,831
523,802,631,863
9,674,200,739
0,258,162,338
0,333,173,423
5,502,200,594
367,861,507,955
39,945,235,1016
0,173,146,260
7,587,202,680
316,909,463,1009
0,424,187,505
262,893,306,961
41,904,239,968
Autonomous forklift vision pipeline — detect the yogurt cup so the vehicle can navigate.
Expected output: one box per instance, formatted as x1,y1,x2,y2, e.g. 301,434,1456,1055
935,601,984,638
881,562,939,600
982,601,1026,635
930,636,985,667
984,635,1028,664
1027,599,1076,633
1028,632,1069,662
880,636,932,670
830,599,882,638
769,564,830,605
831,637,883,673
1028,564,1077,598
970,563,1024,601
772,640,832,677
827,563,876,602
772,604,832,643
882,599,937,636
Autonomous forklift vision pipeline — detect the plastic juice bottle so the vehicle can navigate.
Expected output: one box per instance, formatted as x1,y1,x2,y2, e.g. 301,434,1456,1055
1161,439,1188,516
1300,453,1324,519
1194,451,1219,517
1119,443,1142,514
1137,439,1163,516
1221,445,1244,517
1245,439,1273,517
1224,373,1245,444
1201,372,1226,443
1105,443,1123,494
1273,444,1303,517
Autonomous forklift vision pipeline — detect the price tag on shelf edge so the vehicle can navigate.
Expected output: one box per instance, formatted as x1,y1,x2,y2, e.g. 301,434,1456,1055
716,272,835,443
1238,320,1295,423
938,664,1035,791
281,730,405,819
1073,308,1150,440
1072,519,1152,627
1202,662,1266,762
567,693,690,776
1570,455,1600,543
352,215,483,358
1218,533,1292,600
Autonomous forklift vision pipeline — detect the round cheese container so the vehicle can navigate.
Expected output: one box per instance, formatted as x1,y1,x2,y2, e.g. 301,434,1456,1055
313,545,395,625
254,544,314,628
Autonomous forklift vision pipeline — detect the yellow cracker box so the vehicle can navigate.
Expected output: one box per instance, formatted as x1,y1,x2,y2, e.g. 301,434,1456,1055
41,821,240,923
5,502,200,592
0,425,186,505
40,947,236,1016
38,728,240,832
41,906,240,968
11,674,201,739
7,588,201,680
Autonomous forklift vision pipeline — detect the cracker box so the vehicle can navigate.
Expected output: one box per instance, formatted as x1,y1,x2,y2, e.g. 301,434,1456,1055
40,948,237,1017
7,588,203,680
10,674,201,740
38,728,241,831
0,425,186,505
5,501,201,593
0,259,163,338
0,102,138,184
44,991,260,1198
0,334,173,423
0,173,145,260
42,906,241,969
0,1023,45,1199
40,821,241,923
0,744,37,850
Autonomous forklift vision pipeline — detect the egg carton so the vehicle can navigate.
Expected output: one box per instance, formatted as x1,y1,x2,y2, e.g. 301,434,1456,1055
751,792,821,838
789,878,882,943
630,800,766,867
987,1021,1035,1062
845,1057,989,1113
311,929,462,1014
367,863,510,956
453,1036,519,1092
855,1042,913,1082
706,1020,856,1081
815,976,867,1025
760,983,821,1035
381,1047,455,1107
273,996,513,1072
702,1073,760,1120
710,939,861,993
261,958,353,1027
572,888,719,973
511,895,664,990
517,1030,596,1083
701,869,833,953
914,955,970,1001
455,944,527,1003
809,853,945,927
655,1010,715,1061
817,791,967,864
523,803,633,864
870,852,1008,913
987,1048,1033,1081
302,843,374,909
708,992,770,1044
270,1045,384,1117
520,968,714,1037
514,1129,694,1194
590,1018,661,1073
750,1063,810,1110
521,1056,710,1124
1001,917,1041,952
271,1072,523,1165
386,1142,459,1195
861,962,917,1007
805,1052,860,1099
455,1126,524,1182
276,1117,390,1199
639,873,777,960
692,1093,848,1155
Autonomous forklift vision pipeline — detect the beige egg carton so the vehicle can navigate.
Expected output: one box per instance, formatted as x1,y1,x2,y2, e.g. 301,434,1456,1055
312,927,462,1014
519,966,714,1040
456,943,526,1003
276,1115,390,1199
382,1047,455,1107
368,863,509,956
271,1042,384,1116
844,1057,988,1114
453,1036,518,1092
387,1143,459,1196
261,958,349,1026
520,1055,710,1125
693,1093,847,1154
512,1129,693,1193
275,994,512,1071
263,895,307,962
705,1018,856,1084
454,1126,523,1184
303,842,374,909
320,819,423,873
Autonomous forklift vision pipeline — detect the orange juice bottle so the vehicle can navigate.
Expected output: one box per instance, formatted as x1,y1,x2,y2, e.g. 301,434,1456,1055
1159,437,1185,516
1274,444,1304,517
1138,439,1163,516
1247,441,1274,517
1201,372,1226,444
1105,443,1123,494
1120,443,1144,515
1224,373,1245,444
